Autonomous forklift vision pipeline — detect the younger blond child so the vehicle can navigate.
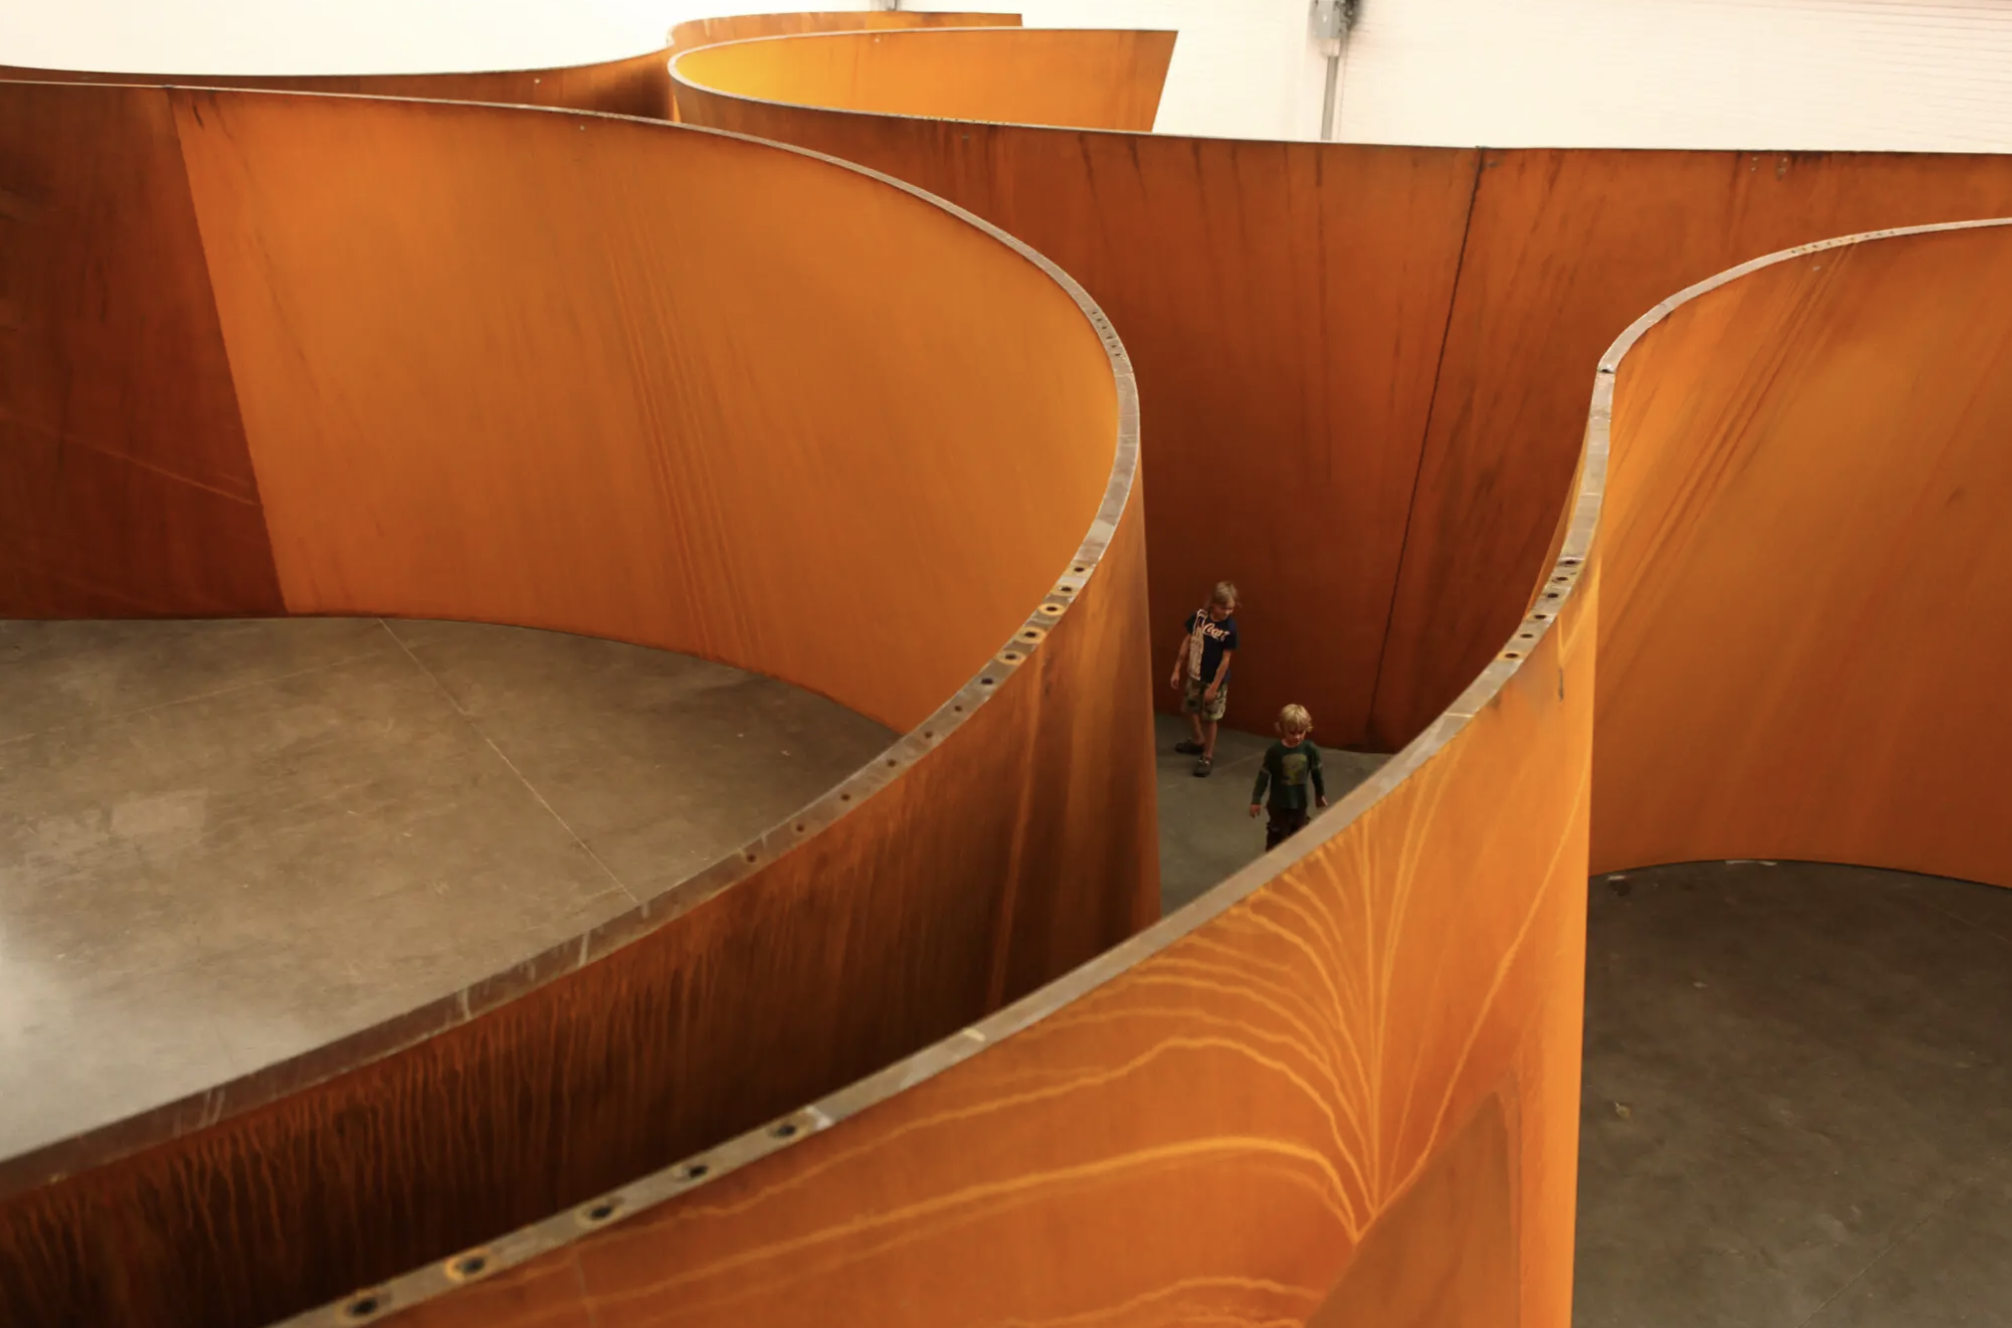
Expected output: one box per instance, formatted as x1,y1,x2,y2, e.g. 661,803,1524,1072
1249,704,1328,849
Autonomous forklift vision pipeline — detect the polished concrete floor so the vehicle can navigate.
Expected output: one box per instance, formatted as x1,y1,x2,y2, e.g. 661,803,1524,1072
6,624,2009,1325
0,617,890,1163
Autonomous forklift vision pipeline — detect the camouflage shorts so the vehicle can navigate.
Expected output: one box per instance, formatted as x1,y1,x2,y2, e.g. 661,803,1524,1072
1182,677,1228,722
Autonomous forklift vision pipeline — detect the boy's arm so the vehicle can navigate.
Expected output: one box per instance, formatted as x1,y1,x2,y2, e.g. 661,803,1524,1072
1251,750,1274,806
1310,744,1328,804
1206,648,1233,697
1168,619,1193,686
1213,622,1239,695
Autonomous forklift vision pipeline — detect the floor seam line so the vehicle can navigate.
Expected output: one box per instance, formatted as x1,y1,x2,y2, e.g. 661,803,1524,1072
377,620,639,905
0,641,398,748
1905,892,2012,955
1790,1171,1975,1327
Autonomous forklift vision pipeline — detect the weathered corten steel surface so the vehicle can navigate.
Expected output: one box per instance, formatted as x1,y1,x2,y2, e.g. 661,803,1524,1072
1374,150,2012,748
0,81,283,617
1594,220,2012,888
0,82,1154,1328
670,10,1021,55
11,17,2012,1328
379,539,1596,1328
0,55,677,623
668,12,1024,122
321,215,2012,1328
675,28,1173,131
672,9,1022,55
0,48,678,117
675,28,2012,747
675,31,1476,745
181,91,1116,731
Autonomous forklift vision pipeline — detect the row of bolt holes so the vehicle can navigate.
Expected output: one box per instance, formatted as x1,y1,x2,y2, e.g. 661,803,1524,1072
1500,558,1581,662
341,1151,735,1317
349,572,1097,1318
345,1238,506,1315
714,569,1096,1246
753,575,1081,846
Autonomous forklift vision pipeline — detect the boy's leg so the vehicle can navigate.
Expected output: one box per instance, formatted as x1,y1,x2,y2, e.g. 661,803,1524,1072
1192,684,1226,776
1265,807,1309,850
1202,683,1227,758
1175,685,1207,754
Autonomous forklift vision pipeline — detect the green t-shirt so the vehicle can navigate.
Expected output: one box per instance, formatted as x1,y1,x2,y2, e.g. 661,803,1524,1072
1252,740,1325,810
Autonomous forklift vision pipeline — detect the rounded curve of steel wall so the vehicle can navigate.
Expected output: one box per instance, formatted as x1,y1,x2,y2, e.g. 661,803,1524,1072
671,26,2012,756
319,211,2012,1328
4,16,2012,1328
0,50,1156,1328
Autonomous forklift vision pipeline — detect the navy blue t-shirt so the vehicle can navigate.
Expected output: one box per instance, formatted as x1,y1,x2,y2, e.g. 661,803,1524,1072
1184,608,1239,685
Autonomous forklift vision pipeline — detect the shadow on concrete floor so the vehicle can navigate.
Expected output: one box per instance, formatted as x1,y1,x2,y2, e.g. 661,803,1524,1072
1577,860,2012,1328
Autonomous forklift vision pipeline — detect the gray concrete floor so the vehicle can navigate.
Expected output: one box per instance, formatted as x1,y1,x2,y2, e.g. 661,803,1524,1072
1152,712,1387,914
0,617,890,1164
1579,860,2012,1327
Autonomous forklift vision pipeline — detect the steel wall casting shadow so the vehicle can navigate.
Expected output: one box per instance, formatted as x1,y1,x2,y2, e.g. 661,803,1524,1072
673,26,2012,749
7,16,2012,1328
0,66,1154,1328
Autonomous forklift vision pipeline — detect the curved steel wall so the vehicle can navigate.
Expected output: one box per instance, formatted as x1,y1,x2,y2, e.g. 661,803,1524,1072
665,12,1025,122
326,213,2012,1328
375,490,1598,1328
674,28,1173,131
673,27,2012,749
676,31,1481,747
0,49,678,116
5,17,2012,1328
0,73,1154,1328
1592,220,2012,885
0,22,1016,623
669,11,1022,55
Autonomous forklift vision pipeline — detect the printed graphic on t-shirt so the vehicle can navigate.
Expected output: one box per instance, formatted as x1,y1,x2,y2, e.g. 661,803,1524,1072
1185,609,1238,681
1278,750,1311,787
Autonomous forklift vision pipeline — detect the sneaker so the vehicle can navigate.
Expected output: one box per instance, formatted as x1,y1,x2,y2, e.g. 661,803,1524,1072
1192,755,1213,777
1173,740,1205,756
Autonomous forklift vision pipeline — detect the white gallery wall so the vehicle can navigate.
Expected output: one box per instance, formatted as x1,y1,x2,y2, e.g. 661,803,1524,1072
4,0,2011,148
1326,0,2012,150
907,0,1320,139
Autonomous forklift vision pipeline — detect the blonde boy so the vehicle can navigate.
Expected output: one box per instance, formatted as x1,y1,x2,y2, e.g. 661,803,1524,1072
1249,704,1328,848
1168,580,1239,777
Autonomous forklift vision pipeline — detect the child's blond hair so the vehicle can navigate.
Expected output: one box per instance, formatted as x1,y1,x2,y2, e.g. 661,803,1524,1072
1211,580,1239,608
1277,704,1313,736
